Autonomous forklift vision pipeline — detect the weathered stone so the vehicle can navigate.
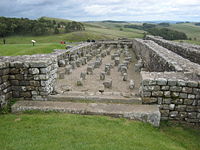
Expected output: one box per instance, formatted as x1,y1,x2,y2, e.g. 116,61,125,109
169,104,175,110
156,78,167,86
170,111,178,118
122,73,128,81
160,109,169,117
65,66,72,75
188,112,197,119
171,92,179,98
103,80,112,88
58,60,66,67
99,85,104,93
188,94,195,99
114,57,120,66
187,81,198,88
79,72,86,80
152,91,163,97
179,93,187,99
87,66,93,75
182,87,193,93
161,86,170,91
184,99,194,105
142,97,157,104
77,79,83,86
129,80,135,89
100,72,106,80
170,86,182,92
163,98,171,104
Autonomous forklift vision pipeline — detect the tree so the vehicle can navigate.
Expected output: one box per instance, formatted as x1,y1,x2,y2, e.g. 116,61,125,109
0,23,8,44
54,27,59,34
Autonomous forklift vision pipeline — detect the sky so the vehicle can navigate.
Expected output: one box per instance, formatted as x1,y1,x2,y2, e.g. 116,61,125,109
0,0,200,21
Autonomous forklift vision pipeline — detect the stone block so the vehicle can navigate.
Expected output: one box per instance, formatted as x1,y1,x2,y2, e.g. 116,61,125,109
77,79,83,86
187,81,198,88
65,66,72,75
163,98,171,104
170,86,182,92
122,73,128,81
170,111,178,118
80,72,86,80
129,80,135,89
156,78,167,86
29,68,40,75
103,80,112,88
188,112,197,119
114,57,120,66
87,66,93,75
142,97,157,104
100,72,106,80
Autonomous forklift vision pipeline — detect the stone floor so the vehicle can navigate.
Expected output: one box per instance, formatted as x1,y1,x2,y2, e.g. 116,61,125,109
55,47,142,99
12,100,160,127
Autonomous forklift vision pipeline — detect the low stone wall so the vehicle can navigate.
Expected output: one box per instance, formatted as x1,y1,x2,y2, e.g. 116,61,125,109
146,35,200,65
141,71,200,125
133,38,200,78
0,42,96,109
0,62,12,108
132,38,200,125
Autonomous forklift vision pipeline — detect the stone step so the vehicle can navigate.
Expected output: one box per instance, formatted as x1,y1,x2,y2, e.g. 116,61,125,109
11,101,160,127
48,94,142,104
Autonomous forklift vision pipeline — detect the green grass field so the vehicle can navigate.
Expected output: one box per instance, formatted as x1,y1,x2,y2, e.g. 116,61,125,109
1,20,200,57
168,23,200,40
0,43,66,56
0,113,199,150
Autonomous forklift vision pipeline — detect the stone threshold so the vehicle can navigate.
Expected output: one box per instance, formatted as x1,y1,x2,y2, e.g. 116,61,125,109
48,93,142,104
12,101,160,127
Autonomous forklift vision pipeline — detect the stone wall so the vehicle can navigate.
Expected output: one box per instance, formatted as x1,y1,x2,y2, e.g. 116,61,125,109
133,38,200,78
146,35,200,65
141,71,200,125
132,38,200,125
0,42,96,109
0,62,12,109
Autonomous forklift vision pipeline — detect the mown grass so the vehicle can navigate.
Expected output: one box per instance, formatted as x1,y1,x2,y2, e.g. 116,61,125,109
0,43,66,56
0,113,199,150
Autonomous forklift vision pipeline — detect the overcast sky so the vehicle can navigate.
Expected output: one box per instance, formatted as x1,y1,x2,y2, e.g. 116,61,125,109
0,0,200,21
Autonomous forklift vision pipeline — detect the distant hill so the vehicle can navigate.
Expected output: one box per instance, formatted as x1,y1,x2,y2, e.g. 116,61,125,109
102,20,128,23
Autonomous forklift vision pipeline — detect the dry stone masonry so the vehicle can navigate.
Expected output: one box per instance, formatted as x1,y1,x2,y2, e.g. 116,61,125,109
1,36,200,126
133,37,200,125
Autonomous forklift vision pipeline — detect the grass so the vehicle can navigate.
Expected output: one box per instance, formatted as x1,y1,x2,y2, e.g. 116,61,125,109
0,113,199,150
168,23,200,41
0,43,66,56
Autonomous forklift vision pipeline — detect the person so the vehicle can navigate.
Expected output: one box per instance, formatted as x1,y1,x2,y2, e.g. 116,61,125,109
3,38,5,44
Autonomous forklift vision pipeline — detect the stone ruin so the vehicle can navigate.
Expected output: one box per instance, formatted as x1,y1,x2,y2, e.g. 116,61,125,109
1,36,200,126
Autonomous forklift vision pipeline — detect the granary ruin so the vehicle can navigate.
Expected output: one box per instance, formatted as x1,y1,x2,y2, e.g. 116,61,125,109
1,35,200,127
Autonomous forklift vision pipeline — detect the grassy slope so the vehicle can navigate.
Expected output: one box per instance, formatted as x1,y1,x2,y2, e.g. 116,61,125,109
0,20,145,56
0,113,199,150
0,43,66,56
168,23,200,40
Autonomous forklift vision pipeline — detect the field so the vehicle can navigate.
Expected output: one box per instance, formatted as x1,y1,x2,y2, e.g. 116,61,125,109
0,43,67,56
1,19,200,56
168,23,200,41
0,113,199,150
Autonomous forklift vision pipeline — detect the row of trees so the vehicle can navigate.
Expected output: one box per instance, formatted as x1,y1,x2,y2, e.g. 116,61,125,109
147,28,187,40
124,23,187,40
0,17,85,39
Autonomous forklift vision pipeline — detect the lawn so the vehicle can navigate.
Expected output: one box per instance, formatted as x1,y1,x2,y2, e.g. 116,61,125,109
0,113,199,150
0,43,67,56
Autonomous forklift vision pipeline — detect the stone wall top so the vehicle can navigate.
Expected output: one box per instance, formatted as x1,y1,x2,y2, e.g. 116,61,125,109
146,35,200,65
134,38,200,78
